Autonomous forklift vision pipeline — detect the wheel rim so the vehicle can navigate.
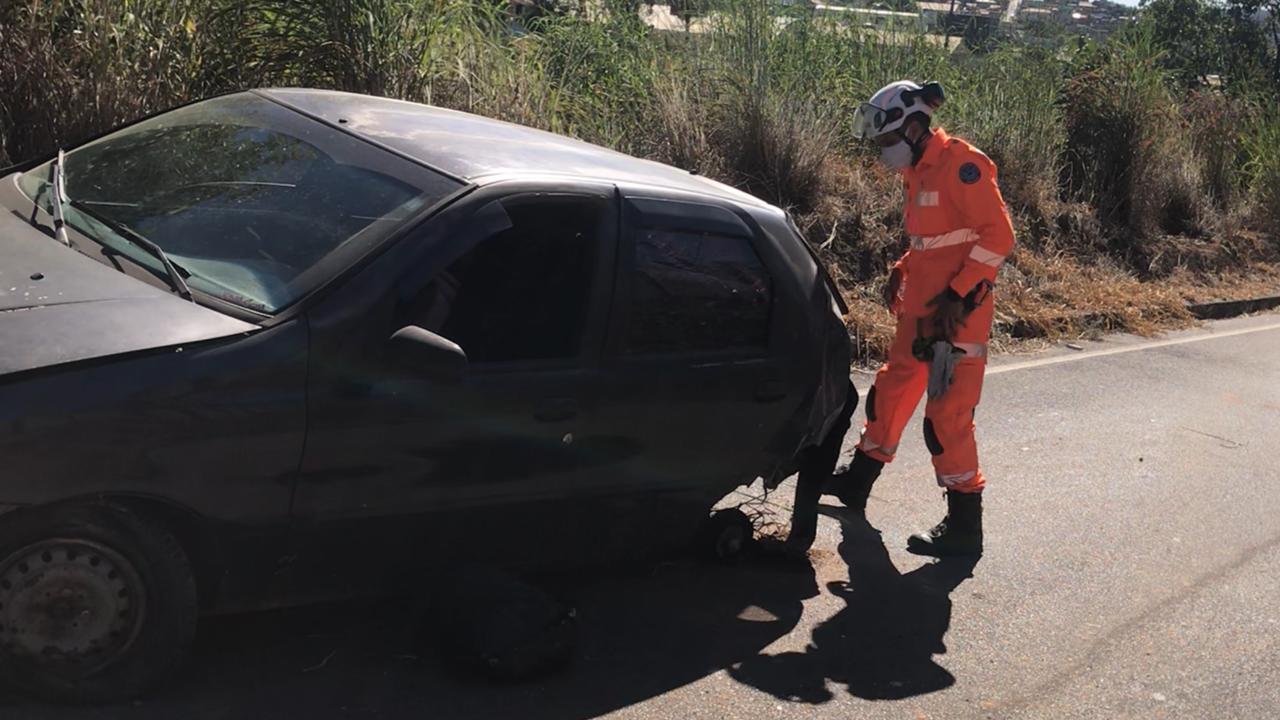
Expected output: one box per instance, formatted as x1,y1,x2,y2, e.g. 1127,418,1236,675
0,539,146,677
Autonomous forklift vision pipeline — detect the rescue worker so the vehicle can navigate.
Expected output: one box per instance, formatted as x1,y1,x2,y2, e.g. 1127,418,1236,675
828,80,1016,556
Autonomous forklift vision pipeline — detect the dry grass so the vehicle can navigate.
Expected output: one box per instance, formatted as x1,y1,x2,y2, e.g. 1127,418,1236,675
996,250,1194,339
841,296,898,366
719,91,839,212
1166,263,1280,303
836,248,1202,365
803,157,904,274
1132,228,1279,277
650,74,721,176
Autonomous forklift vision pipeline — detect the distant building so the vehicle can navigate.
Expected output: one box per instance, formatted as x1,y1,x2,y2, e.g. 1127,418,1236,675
1008,0,1135,39
912,0,1003,44
636,0,1136,43
811,3,926,31
918,0,952,27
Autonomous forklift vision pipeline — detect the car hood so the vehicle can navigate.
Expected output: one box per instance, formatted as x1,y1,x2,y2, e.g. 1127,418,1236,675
0,207,259,377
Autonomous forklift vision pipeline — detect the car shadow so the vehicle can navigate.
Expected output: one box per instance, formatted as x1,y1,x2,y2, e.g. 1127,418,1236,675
729,505,980,703
0,555,819,719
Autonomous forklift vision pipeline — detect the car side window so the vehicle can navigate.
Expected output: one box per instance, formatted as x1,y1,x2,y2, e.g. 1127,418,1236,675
408,195,604,364
627,227,773,355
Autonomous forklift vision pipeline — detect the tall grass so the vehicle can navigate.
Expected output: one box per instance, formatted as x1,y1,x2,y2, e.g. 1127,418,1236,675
0,0,209,164
1063,29,1214,264
1,0,1276,357
527,10,661,149
227,0,487,99
1241,108,1280,231
944,47,1066,221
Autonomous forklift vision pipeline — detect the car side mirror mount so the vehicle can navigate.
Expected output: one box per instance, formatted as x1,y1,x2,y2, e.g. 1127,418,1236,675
388,326,468,380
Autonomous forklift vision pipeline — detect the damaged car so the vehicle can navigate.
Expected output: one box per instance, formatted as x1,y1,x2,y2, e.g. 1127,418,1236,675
0,89,852,701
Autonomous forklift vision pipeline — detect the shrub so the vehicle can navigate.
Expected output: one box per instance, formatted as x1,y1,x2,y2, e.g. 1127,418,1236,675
650,72,720,175
1063,29,1208,252
1182,89,1251,211
226,0,483,100
0,0,210,165
1241,107,1280,232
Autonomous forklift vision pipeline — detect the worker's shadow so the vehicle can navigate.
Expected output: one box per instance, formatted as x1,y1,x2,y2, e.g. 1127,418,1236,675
730,505,979,703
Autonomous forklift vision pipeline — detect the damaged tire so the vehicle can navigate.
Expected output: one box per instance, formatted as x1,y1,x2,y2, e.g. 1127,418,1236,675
0,504,198,704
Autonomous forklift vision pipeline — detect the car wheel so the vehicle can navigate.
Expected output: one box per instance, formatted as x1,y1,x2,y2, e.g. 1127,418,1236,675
700,508,756,563
0,504,197,704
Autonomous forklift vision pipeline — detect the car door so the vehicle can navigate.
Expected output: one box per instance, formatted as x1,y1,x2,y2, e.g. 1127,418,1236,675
591,192,812,507
289,184,627,583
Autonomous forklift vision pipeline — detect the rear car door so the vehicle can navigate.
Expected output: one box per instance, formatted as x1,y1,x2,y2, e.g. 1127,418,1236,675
592,193,813,506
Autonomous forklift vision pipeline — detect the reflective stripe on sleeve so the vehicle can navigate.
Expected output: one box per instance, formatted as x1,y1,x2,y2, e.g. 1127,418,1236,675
969,245,1006,268
909,228,978,251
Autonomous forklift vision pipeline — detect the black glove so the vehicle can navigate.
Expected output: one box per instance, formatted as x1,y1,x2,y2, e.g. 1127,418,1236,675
926,287,968,341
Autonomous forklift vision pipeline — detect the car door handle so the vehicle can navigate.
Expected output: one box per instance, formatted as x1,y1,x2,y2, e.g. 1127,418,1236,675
535,398,578,423
755,378,786,403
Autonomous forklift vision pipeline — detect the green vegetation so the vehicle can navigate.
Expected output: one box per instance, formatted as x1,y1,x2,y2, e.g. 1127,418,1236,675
2,0,1277,359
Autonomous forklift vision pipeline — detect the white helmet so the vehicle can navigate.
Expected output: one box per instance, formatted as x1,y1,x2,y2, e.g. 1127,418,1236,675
852,80,946,140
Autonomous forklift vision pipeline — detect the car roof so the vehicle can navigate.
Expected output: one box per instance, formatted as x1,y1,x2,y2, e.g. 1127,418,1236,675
257,88,770,209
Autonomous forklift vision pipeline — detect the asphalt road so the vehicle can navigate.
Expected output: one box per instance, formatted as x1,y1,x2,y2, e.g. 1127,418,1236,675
4,313,1279,719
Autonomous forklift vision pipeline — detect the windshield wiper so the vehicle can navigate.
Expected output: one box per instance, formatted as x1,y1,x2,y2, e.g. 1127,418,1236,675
67,198,195,302
50,150,71,246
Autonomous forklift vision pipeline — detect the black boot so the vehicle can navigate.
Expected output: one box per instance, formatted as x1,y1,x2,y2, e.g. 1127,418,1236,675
826,450,884,514
907,490,983,557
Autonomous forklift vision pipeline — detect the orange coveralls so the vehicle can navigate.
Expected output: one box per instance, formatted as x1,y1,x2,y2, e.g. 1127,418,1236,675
858,128,1016,494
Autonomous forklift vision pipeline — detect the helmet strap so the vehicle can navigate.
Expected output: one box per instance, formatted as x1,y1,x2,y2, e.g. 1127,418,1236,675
894,127,935,166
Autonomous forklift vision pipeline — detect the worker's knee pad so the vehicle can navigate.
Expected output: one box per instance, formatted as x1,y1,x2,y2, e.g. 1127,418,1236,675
923,418,944,456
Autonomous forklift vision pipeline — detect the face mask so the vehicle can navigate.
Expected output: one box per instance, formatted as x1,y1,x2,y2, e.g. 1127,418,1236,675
879,140,914,170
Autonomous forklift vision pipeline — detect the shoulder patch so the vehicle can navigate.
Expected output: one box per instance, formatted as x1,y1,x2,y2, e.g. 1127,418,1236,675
959,162,982,185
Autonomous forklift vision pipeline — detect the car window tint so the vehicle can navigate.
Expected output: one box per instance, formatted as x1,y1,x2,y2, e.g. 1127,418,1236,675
409,196,603,364
628,228,772,355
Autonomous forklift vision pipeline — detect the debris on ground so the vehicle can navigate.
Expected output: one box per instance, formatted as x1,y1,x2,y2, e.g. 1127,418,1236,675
424,567,576,682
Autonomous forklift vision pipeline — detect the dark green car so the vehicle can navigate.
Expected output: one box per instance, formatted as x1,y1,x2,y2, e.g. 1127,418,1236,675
0,89,852,702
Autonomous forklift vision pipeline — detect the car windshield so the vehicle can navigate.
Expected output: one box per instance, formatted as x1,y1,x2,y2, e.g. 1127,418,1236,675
17,93,462,314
